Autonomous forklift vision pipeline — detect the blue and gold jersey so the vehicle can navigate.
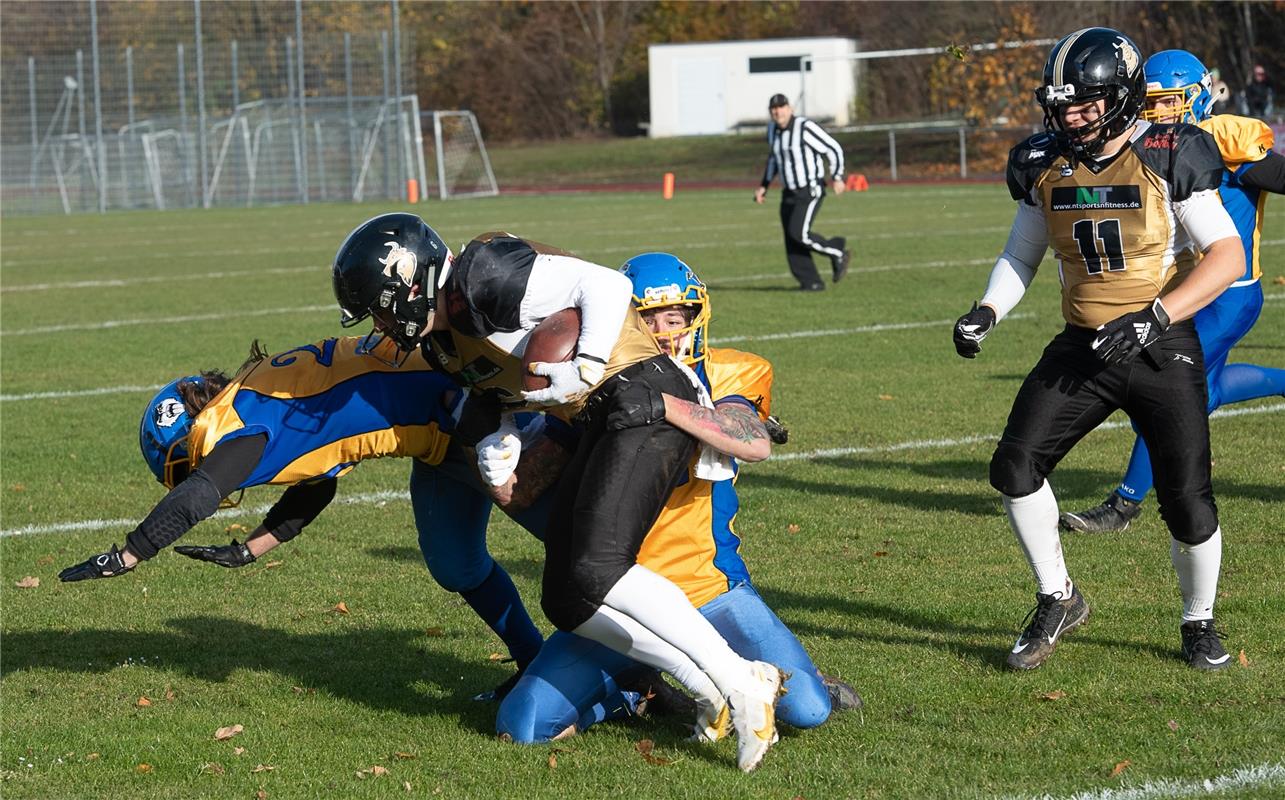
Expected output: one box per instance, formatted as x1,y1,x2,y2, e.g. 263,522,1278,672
1199,114,1275,283
636,348,773,608
187,337,452,488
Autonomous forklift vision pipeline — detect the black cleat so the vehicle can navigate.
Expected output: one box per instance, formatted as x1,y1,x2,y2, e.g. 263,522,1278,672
830,239,851,283
1059,493,1143,533
1006,587,1090,670
622,669,697,719
472,664,526,702
1181,619,1232,670
799,281,826,292
820,672,862,711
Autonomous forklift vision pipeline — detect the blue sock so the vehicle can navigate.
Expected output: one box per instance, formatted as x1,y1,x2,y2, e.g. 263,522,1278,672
459,563,544,667
1117,430,1153,503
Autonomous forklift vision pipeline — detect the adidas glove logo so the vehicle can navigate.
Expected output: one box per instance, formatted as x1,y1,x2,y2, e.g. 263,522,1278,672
1133,322,1151,340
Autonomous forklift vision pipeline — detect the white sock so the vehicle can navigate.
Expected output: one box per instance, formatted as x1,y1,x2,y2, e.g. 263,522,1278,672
1171,528,1222,622
600,565,753,695
572,605,722,710
1003,481,1072,598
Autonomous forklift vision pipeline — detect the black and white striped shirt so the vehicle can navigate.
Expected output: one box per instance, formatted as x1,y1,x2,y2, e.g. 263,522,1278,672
761,116,845,191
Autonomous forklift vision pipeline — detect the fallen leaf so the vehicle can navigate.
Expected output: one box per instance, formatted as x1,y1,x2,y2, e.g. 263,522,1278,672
393,752,416,760
1167,719,1180,732
403,782,413,792
332,602,349,615
873,551,888,557
232,747,246,757
1039,690,1067,701
291,686,316,695
264,561,283,569
200,762,225,776
488,653,505,661
635,739,674,766
225,524,249,534
256,791,267,800
425,627,445,637
787,524,801,534
251,764,275,773
1110,760,1131,778
214,724,244,741
136,763,153,774
136,696,152,707
1238,649,1249,667
164,687,176,702
878,393,894,401
371,765,388,777
36,554,54,566
85,753,100,761
15,576,39,589
1274,275,1285,286
548,752,557,769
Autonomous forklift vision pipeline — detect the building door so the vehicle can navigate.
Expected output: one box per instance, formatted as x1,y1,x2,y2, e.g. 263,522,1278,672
674,57,725,135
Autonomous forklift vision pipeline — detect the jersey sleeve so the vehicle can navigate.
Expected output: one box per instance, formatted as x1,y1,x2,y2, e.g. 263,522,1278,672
1201,115,1275,167
1005,133,1061,205
1139,123,1224,202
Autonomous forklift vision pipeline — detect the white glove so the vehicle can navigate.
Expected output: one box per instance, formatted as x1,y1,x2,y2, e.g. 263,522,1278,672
477,417,522,487
522,356,606,406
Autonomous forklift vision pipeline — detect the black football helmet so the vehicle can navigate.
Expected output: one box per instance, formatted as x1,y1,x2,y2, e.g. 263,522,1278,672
1035,27,1146,157
332,213,451,365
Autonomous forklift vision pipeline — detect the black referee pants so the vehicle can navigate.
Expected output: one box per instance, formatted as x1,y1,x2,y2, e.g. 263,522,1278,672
989,322,1218,545
780,185,844,288
540,355,699,632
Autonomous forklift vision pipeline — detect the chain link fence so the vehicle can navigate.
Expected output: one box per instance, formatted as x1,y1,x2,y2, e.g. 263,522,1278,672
2,0,424,215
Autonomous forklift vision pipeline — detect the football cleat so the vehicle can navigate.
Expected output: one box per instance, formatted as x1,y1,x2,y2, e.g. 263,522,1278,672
472,664,526,702
1006,587,1090,670
830,238,851,283
691,697,730,744
1059,493,1143,533
623,669,697,720
1181,619,1232,671
728,661,785,772
820,672,863,712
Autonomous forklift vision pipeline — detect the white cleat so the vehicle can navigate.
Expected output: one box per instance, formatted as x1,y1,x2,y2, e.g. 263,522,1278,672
690,697,730,743
728,661,785,773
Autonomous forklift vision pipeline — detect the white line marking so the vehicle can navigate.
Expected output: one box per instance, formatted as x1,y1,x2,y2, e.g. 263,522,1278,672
1,265,320,293
1002,760,1284,800
711,313,1034,344
5,404,1280,539
0,304,334,337
0,384,164,402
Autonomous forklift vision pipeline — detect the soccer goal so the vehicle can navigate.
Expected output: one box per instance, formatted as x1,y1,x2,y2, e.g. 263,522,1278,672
425,110,499,200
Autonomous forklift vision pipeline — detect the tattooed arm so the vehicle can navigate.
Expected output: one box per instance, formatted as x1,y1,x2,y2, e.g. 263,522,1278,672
661,395,771,463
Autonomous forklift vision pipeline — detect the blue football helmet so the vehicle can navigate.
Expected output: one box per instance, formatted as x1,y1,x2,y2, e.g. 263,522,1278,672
139,377,203,489
620,252,710,366
1143,49,1215,124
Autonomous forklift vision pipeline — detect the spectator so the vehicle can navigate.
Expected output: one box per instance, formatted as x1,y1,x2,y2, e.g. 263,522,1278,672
1243,64,1274,118
1209,68,1232,116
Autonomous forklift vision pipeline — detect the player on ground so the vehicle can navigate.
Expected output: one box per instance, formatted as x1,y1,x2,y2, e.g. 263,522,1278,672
57,337,555,693
332,216,785,771
1060,48,1285,533
496,253,858,743
952,28,1245,671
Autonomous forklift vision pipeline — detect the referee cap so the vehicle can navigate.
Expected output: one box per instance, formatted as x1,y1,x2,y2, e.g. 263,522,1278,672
768,93,790,108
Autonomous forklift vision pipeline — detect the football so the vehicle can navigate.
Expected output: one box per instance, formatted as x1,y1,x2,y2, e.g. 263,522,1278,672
521,307,582,391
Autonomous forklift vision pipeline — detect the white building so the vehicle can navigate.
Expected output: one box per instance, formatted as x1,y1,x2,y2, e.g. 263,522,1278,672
647,37,858,138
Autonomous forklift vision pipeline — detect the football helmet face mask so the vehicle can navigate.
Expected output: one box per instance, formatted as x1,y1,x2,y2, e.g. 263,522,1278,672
1142,49,1214,124
1035,27,1146,158
332,213,452,367
620,252,710,366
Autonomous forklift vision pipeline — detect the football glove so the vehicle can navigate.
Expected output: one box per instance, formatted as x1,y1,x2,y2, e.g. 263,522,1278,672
953,302,997,358
1091,299,1170,366
477,417,522,486
606,380,667,430
522,355,605,406
174,539,256,568
58,544,135,582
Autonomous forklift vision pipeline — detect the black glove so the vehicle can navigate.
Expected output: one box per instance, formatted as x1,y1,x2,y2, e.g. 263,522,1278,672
953,303,997,358
58,544,135,582
606,380,667,430
1090,299,1170,366
173,539,257,568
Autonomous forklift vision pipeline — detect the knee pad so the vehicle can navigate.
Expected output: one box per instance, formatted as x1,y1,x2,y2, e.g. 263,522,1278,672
989,443,1044,498
777,674,831,730
1160,493,1219,545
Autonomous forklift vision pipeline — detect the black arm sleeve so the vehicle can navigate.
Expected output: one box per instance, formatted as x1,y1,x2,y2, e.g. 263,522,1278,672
1238,151,1285,194
124,434,266,560
262,478,337,542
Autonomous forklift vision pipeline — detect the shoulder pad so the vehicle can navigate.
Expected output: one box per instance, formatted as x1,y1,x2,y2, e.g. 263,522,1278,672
1006,133,1062,203
1135,123,1223,201
1199,114,1275,165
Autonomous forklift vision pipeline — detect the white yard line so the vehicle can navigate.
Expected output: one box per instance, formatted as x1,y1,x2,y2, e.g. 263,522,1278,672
1003,761,1284,800
0,304,334,337
4,403,1280,539
1,265,321,293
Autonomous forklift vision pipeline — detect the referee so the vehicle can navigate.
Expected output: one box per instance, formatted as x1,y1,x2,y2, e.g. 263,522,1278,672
754,93,851,291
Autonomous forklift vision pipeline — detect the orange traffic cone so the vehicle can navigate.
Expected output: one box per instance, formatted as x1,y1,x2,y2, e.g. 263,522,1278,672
845,174,869,191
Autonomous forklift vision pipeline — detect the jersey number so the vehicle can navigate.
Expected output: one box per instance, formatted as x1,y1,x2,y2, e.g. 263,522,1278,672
1072,219,1126,275
271,339,337,368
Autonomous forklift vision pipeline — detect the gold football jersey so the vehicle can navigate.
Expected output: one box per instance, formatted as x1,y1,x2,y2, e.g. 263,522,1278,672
1007,124,1225,328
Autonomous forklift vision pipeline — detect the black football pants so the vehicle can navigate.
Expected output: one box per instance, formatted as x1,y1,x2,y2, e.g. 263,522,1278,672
780,186,844,288
989,322,1218,544
540,355,699,631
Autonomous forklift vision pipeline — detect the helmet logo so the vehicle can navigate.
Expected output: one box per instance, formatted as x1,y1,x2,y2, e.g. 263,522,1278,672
1114,37,1139,76
154,398,185,428
643,283,683,303
379,242,417,287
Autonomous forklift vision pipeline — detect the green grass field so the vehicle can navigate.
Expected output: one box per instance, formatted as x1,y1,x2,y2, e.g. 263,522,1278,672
2,185,1283,799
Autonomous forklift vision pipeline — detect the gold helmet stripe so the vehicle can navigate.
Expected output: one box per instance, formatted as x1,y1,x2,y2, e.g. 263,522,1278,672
1054,28,1092,88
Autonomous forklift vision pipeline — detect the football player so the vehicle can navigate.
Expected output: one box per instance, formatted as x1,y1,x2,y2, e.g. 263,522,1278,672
1060,48,1285,533
57,337,556,692
496,253,857,743
952,28,1246,671
332,216,784,771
